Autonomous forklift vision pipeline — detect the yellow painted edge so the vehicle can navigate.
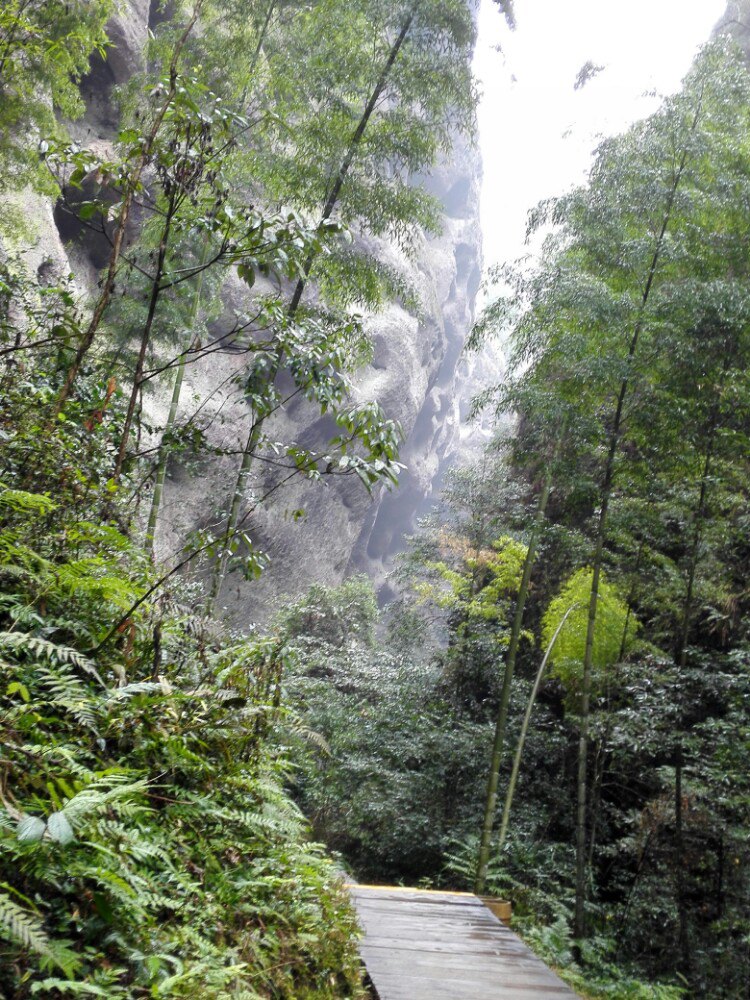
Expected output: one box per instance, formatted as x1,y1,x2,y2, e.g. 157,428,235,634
344,883,476,897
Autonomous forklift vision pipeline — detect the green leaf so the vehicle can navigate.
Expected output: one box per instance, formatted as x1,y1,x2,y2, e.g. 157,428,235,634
47,812,75,845
6,681,30,702
78,202,100,220
237,263,255,287
16,815,46,844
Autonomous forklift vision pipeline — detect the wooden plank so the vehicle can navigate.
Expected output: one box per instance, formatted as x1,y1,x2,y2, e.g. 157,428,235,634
360,944,557,972
349,884,578,999
359,957,569,988
362,973,572,1000
358,973,576,999
353,883,476,897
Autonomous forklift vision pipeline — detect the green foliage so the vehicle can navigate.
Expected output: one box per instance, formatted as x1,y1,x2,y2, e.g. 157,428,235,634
520,916,686,999
0,500,365,998
4,0,749,997
466,37,750,996
275,576,378,649
542,568,636,694
248,0,476,246
0,0,480,994
418,534,527,621
279,580,493,881
0,0,111,194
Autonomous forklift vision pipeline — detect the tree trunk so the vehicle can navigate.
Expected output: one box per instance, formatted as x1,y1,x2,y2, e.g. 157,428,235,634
114,190,176,480
674,743,689,972
209,422,262,606
53,2,202,415
287,11,415,315
145,0,275,552
249,0,276,78
671,387,722,973
498,602,578,851
145,239,209,554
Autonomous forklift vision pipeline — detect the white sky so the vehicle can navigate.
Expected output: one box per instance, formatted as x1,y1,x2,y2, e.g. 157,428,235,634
474,0,728,274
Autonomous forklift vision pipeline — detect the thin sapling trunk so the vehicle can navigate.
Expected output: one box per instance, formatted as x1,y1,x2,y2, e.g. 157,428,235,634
287,11,415,315
114,188,178,480
497,602,579,851
53,1,202,416
573,140,692,942
671,379,723,973
145,238,210,554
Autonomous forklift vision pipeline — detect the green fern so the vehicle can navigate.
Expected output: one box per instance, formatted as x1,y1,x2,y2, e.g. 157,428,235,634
0,521,365,997
0,631,105,685
0,486,56,515
36,664,99,728
0,886,52,958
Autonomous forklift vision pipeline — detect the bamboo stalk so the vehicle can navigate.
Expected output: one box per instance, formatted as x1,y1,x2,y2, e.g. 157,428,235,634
497,603,579,850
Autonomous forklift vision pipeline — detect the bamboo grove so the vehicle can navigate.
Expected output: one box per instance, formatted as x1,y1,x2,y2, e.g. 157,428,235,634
474,36,750,959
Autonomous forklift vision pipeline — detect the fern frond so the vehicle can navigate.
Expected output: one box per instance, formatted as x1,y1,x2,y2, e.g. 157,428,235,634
0,886,51,958
284,720,331,755
0,808,16,832
96,822,171,864
0,631,105,686
31,980,113,997
61,776,150,829
105,681,162,704
14,743,97,779
0,486,56,515
56,559,143,611
77,866,141,905
36,665,98,729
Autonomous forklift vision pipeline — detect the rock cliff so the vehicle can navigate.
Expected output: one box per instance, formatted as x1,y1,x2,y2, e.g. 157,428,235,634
715,1,750,51
9,1,487,622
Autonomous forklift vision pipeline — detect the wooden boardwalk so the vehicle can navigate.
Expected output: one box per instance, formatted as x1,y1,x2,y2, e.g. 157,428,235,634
348,885,578,999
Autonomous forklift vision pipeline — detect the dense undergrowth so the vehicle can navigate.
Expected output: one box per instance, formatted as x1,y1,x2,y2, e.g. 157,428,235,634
3,0,750,996
280,579,690,999
0,308,366,996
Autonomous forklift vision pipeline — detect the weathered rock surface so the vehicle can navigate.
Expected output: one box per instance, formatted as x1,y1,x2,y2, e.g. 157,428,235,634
715,0,750,49
15,0,490,622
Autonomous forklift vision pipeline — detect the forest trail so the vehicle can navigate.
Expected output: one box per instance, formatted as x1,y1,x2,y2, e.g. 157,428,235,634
348,884,578,999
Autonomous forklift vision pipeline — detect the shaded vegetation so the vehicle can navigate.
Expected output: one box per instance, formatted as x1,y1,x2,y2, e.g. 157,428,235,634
2,0,749,997
284,41,750,1000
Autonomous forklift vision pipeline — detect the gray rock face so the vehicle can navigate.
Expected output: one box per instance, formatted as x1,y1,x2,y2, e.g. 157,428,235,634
16,1,487,622
152,128,485,621
348,134,485,594
715,1,750,51
103,0,151,84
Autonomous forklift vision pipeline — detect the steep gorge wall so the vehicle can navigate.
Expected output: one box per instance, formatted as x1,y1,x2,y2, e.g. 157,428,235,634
716,0,750,47
10,1,486,622
153,124,486,622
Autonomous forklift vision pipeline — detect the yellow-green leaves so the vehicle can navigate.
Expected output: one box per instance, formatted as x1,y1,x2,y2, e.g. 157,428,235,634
542,568,637,695
418,533,528,622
